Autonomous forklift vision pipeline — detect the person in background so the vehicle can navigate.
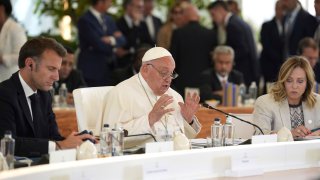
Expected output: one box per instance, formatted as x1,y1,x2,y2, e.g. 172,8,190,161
208,1,259,87
0,0,27,82
103,47,201,146
200,45,244,103
253,56,320,138
260,0,285,93
281,0,317,58
77,0,126,87
143,0,162,45
314,0,320,46
170,2,217,96
156,2,187,49
111,44,151,85
116,0,153,68
53,46,87,105
0,37,94,157
226,0,241,17
297,37,320,83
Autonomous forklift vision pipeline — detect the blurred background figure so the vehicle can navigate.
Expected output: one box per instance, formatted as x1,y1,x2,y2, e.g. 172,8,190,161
0,0,27,82
77,0,126,87
53,46,87,105
226,0,241,17
170,2,216,96
281,0,317,58
111,44,151,85
313,0,320,46
200,45,244,103
208,1,259,87
297,37,320,82
116,0,153,68
143,0,162,45
260,0,285,93
157,2,187,49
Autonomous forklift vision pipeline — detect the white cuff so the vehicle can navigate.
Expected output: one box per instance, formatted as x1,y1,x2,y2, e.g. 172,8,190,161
48,141,56,153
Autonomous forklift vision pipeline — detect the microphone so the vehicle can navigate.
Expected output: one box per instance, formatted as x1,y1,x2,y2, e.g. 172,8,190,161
202,103,264,135
123,129,157,142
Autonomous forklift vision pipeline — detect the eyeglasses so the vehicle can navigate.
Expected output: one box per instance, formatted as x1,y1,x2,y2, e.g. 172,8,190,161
147,64,179,80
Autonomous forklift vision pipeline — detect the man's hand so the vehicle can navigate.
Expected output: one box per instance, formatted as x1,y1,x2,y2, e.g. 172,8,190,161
179,92,200,124
56,132,95,149
291,125,311,138
101,36,112,44
115,48,129,58
148,94,174,127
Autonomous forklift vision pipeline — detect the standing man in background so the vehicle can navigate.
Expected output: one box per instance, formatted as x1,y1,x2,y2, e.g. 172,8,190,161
78,0,126,87
208,1,259,86
0,0,27,82
143,0,162,45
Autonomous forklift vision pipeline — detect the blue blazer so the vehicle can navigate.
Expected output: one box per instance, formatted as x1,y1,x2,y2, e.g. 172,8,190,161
0,72,64,157
77,11,126,86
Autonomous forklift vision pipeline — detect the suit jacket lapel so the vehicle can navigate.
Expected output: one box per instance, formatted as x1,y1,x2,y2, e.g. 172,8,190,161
12,72,36,135
279,99,291,129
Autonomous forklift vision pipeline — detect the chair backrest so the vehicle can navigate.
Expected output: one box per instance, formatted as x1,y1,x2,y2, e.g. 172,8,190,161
230,113,255,139
73,86,114,136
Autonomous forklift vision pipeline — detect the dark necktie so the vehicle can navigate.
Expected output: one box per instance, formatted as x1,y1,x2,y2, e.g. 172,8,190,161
100,14,107,33
29,93,42,137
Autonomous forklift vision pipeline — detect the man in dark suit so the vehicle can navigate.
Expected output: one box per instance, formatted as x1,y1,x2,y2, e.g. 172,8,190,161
170,2,216,96
143,0,162,45
260,0,284,90
53,46,86,105
0,37,94,157
116,0,153,68
297,37,320,82
77,0,126,87
281,0,318,57
208,1,259,86
111,44,150,85
200,45,244,102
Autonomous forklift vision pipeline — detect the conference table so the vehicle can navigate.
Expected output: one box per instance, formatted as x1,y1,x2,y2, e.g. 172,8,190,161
54,106,254,138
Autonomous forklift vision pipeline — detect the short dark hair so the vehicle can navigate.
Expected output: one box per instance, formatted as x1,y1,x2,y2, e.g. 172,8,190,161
18,37,67,68
207,1,229,11
63,45,75,54
0,0,12,16
123,0,133,9
297,37,319,55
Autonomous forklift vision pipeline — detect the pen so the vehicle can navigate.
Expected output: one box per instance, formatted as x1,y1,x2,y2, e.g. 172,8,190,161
311,127,320,133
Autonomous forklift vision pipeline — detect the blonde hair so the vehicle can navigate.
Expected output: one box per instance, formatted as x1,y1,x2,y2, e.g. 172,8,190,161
271,56,316,107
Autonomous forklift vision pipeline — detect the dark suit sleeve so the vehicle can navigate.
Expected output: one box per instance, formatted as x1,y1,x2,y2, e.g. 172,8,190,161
106,16,126,47
227,24,250,64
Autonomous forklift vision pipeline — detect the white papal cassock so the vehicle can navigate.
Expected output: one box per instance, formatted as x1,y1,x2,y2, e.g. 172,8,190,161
102,73,201,145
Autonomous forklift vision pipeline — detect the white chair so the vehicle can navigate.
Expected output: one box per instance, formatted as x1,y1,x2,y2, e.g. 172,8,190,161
73,86,114,136
230,113,255,139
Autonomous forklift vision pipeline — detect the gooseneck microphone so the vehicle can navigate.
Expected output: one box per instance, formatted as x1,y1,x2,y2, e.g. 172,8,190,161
202,103,264,135
123,129,157,142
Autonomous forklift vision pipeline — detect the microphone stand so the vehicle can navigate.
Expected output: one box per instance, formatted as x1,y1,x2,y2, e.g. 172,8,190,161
123,129,157,142
202,103,264,135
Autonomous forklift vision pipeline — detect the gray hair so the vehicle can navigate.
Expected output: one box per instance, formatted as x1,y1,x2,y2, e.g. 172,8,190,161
212,45,235,61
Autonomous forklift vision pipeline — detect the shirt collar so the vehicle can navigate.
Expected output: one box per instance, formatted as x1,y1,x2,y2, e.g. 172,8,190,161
89,7,103,23
289,3,301,21
124,14,133,28
216,73,229,83
224,12,232,26
19,72,36,98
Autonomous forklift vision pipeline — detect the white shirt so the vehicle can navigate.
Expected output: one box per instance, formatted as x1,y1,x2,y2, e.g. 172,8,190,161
102,73,201,145
0,18,27,82
216,73,229,84
18,72,56,152
145,15,155,40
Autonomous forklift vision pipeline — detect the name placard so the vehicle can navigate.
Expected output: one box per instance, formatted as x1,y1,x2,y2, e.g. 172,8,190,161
145,141,173,153
49,149,76,164
142,162,171,180
252,134,277,144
